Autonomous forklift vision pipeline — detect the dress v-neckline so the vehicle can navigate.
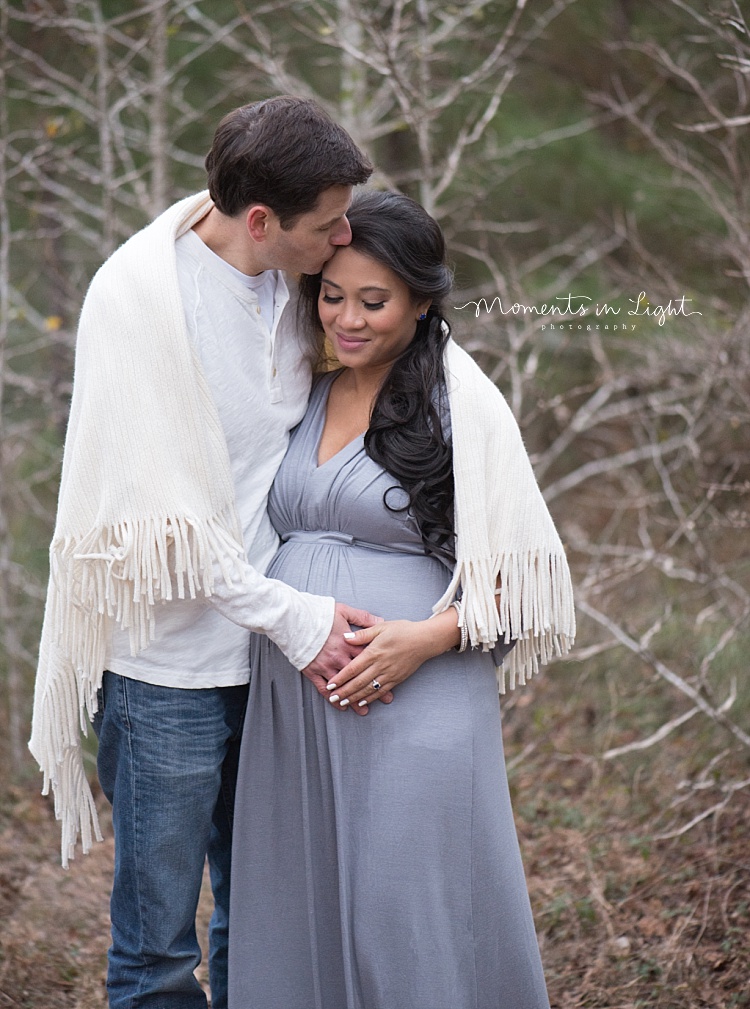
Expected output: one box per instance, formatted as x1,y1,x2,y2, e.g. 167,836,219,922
315,432,365,471
314,371,367,470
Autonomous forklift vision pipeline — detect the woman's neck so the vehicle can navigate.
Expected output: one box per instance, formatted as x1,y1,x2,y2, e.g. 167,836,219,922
336,363,391,409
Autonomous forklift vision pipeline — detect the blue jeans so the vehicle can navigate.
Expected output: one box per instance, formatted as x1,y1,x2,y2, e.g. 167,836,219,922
94,671,248,1009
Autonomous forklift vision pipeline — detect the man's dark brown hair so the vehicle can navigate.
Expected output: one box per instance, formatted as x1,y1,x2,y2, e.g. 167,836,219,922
205,96,373,228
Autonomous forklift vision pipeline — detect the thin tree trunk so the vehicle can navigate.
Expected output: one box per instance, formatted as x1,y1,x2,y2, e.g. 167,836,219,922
150,0,170,216
0,0,25,772
415,0,434,215
92,1,115,255
337,0,367,147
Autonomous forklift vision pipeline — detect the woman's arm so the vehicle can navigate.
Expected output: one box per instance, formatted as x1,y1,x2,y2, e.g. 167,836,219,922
324,607,461,710
326,574,507,710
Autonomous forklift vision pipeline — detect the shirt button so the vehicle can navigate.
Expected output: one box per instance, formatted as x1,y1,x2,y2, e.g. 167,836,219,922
272,367,277,378
256,305,261,314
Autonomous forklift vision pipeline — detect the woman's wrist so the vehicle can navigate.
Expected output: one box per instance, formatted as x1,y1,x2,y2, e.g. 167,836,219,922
420,607,462,657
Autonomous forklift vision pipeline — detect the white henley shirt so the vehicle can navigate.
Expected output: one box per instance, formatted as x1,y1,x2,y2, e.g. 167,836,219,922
105,228,335,688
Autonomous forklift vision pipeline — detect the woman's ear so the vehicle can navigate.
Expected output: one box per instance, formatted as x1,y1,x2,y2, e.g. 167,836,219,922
416,301,431,321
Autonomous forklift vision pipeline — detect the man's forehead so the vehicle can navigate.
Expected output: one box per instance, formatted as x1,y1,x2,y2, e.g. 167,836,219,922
309,185,352,222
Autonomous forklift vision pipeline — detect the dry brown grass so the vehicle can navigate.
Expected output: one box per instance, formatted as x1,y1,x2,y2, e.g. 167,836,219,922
507,673,750,1009
0,785,212,1008
1,690,747,1008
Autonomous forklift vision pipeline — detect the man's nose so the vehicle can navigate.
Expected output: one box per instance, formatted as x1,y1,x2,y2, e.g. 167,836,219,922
330,216,352,246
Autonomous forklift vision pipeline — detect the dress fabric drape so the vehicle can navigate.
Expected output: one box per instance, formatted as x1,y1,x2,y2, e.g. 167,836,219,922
228,372,550,1009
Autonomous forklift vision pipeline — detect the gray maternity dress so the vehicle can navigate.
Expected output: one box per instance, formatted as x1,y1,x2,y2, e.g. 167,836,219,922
228,372,550,1009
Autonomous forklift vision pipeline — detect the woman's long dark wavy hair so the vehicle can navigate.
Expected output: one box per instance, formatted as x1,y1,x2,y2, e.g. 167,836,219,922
299,189,455,562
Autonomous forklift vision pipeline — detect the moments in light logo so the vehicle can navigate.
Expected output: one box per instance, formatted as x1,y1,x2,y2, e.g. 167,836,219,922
454,292,702,330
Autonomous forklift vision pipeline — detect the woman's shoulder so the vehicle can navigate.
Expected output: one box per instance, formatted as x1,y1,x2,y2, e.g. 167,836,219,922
445,342,513,417
304,368,343,416
443,340,524,464
311,367,343,395
431,378,452,441
445,340,496,391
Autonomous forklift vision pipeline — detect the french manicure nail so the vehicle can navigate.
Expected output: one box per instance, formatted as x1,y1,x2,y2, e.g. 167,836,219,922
329,694,340,703
358,700,368,707
343,631,355,640
339,698,350,707
326,682,337,690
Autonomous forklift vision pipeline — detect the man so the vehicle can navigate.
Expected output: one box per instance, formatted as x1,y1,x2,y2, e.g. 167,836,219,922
30,96,383,1009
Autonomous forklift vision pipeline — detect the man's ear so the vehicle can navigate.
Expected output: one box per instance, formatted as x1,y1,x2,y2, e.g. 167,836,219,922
245,205,272,244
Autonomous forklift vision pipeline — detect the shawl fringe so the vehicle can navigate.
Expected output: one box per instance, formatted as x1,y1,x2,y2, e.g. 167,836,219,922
29,507,246,868
434,547,576,694
436,339,576,694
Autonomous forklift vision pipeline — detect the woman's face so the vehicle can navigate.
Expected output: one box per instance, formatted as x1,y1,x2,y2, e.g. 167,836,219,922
318,246,429,375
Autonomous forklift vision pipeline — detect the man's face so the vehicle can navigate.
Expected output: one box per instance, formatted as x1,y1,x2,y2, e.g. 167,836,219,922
261,185,353,275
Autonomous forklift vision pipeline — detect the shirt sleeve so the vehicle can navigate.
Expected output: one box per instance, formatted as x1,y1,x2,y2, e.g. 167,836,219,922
206,554,336,671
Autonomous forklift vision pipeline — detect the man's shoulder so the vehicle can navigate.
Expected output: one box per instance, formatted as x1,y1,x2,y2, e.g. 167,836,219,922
93,192,212,280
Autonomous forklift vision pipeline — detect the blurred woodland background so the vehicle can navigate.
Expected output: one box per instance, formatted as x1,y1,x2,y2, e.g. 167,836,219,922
0,0,749,1006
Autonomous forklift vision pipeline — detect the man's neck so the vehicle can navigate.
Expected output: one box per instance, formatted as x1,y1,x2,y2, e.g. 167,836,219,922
192,207,267,277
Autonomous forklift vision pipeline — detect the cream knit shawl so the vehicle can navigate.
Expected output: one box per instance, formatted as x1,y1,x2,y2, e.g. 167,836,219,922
30,192,249,866
30,194,574,868
438,339,575,691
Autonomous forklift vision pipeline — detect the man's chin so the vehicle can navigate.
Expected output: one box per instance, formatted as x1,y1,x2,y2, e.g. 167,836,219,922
302,260,327,277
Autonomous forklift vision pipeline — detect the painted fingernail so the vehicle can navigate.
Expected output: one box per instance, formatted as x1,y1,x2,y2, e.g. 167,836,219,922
339,698,350,707
326,682,337,690
358,700,368,708
343,632,356,640
329,694,340,703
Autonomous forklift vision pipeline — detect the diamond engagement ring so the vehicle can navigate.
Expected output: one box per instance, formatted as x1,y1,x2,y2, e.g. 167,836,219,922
371,679,381,691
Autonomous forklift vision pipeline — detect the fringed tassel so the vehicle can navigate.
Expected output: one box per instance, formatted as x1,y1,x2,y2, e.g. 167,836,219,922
66,506,244,655
32,602,105,868
30,506,246,867
433,548,576,692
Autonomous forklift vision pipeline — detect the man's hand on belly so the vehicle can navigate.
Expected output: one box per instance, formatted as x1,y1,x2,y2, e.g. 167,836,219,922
301,602,392,716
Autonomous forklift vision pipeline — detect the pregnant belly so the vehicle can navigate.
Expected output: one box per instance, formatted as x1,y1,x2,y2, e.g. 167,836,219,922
267,539,452,623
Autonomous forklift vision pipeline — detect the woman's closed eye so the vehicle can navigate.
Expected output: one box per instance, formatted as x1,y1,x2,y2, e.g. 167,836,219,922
321,294,386,311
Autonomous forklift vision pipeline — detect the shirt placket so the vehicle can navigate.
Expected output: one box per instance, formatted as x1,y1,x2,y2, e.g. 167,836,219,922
247,295,281,404
268,283,290,404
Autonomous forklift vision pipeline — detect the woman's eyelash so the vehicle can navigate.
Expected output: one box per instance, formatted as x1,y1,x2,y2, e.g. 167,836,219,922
320,294,386,311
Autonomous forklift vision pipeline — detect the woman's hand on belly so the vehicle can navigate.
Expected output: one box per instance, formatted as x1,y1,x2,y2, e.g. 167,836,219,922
324,608,462,710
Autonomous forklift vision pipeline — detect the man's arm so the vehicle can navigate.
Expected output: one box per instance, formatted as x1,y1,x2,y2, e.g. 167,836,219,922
206,558,390,709
298,602,390,704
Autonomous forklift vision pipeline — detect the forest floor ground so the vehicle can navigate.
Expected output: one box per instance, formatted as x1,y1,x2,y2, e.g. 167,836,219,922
1,672,748,1008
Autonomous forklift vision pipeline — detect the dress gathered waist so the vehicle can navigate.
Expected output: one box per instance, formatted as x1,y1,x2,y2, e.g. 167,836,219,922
280,529,427,557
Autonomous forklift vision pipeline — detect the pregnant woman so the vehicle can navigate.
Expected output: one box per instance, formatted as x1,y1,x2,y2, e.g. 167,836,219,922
228,190,575,1009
